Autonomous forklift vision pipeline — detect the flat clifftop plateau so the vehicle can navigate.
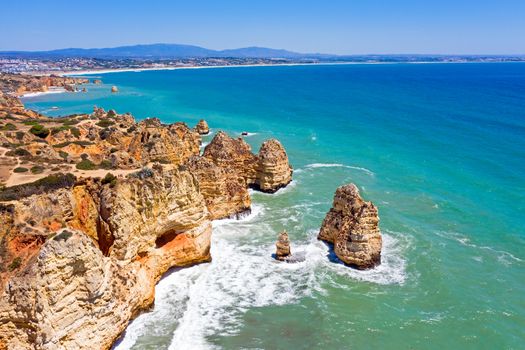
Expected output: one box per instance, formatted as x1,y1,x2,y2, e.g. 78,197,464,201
0,86,294,349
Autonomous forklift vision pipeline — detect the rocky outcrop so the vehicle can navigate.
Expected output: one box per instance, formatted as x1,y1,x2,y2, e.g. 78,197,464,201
0,166,212,349
203,131,259,185
126,120,201,166
194,119,209,135
111,86,118,93
0,73,88,96
275,231,291,261
187,156,251,220
256,139,292,193
203,132,293,193
318,184,382,269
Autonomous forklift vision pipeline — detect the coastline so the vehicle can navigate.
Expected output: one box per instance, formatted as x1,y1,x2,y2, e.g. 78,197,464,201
58,60,525,77
18,86,67,98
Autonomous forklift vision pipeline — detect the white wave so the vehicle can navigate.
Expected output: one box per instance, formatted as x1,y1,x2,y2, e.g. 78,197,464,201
113,264,208,350
115,199,408,349
435,231,523,264
304,163,374,176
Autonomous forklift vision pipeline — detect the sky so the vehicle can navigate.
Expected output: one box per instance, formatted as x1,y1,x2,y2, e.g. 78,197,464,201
1,0,524,55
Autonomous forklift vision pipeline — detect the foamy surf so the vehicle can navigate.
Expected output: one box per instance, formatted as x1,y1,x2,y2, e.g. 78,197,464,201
304,163,374,175
114,198,408,349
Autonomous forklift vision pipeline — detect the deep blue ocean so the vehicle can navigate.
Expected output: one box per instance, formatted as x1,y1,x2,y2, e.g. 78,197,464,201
24,63,525,349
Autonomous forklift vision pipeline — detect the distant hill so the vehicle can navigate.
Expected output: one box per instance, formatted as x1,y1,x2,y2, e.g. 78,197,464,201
0,43,327,59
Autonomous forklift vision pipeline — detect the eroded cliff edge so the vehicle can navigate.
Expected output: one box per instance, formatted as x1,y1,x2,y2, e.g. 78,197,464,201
0,85,293,349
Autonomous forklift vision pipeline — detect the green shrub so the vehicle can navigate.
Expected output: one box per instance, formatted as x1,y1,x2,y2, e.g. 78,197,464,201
30,165,45,174
15,131,25,140
99,159,113,170
1,123,17,131
23,120,40,126
13,167,29,173
54,230,73,242
101,172,117,187
0,173,76,201
107,110,117,118
70,127,80,138
8,257,22,271
52,140,94,148
62,118,80,126
29,124,50,139
58,150,68,160
7,148,31,157
76,159,97,170
96,119,115,128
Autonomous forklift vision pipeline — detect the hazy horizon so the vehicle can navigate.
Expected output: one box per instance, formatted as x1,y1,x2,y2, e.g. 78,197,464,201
2,43,525,57
1,0,525,55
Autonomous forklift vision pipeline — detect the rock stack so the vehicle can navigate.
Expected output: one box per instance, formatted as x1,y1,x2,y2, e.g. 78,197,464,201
257,139,293,193
275,231,291,261
194,119,210,135
203,132,292,193
111,86,118,93
318,184,382,269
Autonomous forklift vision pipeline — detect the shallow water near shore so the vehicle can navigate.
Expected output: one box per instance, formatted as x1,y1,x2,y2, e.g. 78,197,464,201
24,63,525,349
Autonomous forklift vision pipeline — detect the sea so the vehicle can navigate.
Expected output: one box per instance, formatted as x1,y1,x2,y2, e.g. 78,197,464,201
23,63,525,349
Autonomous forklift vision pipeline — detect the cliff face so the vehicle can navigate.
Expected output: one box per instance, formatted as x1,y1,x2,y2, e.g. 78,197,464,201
318,184,382,269
0,85,294,348
186,156,251,220
0,166,212,349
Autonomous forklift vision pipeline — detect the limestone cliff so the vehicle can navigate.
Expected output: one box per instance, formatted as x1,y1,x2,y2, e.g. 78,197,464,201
318,184,382,269
0,166,211,349
186,156,251,220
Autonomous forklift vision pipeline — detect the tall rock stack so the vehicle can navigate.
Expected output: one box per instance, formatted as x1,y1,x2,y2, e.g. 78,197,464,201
203,132,293,193
318,184,382,269
257,139,293,193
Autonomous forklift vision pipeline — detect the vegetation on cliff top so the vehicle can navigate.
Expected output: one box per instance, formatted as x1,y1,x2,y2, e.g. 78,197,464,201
0,173,76,201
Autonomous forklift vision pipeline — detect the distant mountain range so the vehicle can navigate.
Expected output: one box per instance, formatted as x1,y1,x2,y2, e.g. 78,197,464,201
0,44,330,59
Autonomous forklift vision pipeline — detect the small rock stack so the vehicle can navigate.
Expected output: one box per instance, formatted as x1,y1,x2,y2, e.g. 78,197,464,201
275,230,291,261
194,119,210,135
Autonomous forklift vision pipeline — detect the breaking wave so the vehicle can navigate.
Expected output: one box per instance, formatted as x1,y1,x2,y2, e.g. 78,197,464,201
304,163,374,175
115,199,408,349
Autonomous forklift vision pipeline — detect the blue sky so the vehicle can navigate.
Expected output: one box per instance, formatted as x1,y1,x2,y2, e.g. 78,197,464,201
1,0,524,54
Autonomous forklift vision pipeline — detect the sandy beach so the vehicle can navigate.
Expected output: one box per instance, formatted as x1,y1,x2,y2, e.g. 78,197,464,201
18,86,67,98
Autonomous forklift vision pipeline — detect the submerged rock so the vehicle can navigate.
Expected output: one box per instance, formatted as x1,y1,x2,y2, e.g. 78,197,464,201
194,119,210,135
275,230,291,260
318,184,382,269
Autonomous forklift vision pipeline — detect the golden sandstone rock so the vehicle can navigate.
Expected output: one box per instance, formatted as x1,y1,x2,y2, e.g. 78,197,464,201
203,131,292,193
194,119,210,135
0,167,212,349
0,90,295,349
318,184,382,269
275,230,291,261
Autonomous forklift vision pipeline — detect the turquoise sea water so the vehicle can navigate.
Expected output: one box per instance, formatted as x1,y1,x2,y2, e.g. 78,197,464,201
24,63,525,349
